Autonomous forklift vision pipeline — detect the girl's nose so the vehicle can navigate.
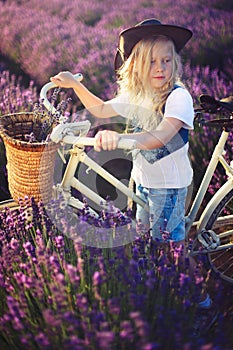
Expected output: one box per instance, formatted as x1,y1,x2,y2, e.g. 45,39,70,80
155,61,164,71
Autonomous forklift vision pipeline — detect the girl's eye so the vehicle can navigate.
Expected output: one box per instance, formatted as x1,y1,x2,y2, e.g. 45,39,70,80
151,58,171,65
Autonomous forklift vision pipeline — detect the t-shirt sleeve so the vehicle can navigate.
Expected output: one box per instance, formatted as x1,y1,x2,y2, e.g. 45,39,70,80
106,94,130,118
163,87,194,129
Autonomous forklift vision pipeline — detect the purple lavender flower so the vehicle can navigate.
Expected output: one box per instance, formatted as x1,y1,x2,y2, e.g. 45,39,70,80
34,332,50,348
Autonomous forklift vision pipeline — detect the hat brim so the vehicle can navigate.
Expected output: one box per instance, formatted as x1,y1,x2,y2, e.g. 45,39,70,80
114,24,192,71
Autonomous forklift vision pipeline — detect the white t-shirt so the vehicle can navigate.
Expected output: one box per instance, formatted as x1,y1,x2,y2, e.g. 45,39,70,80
109,87,194,188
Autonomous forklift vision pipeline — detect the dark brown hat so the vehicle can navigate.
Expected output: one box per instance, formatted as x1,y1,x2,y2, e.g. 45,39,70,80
114,18,193,71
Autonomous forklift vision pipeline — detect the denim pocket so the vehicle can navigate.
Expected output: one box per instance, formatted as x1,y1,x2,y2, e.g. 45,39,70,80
148,188,187,241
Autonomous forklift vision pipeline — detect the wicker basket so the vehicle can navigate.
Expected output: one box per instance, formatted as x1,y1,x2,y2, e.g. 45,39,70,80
0,112,59,204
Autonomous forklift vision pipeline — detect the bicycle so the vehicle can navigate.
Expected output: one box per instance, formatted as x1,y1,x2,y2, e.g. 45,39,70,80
40,75,233,284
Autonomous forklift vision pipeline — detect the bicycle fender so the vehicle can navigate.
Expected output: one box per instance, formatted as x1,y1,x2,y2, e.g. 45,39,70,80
197,179,233,230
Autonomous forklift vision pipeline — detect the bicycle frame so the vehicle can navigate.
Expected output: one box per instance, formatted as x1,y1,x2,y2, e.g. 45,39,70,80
55,134,148,214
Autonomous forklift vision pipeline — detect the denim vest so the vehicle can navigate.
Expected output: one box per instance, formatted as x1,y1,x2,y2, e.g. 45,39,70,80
137,86,189,164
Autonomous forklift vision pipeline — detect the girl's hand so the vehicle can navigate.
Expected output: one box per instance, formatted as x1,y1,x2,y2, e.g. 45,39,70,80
50,71,79,89
94,130,120,152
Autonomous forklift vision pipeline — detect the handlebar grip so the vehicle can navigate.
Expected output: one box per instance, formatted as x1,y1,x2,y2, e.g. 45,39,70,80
78,137,137,150
40,73,83,115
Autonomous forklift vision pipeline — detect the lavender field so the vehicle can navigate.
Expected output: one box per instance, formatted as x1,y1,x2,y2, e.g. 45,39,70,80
0,0,233,349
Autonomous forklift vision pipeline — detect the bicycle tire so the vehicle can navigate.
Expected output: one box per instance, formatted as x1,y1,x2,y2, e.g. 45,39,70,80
204,188,233,284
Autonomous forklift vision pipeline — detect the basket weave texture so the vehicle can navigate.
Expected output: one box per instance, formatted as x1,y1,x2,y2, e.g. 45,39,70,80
0,112,58,203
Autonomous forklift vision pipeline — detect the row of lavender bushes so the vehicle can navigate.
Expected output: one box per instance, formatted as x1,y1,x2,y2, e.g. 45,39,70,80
0,0,232,90
0,196,232,350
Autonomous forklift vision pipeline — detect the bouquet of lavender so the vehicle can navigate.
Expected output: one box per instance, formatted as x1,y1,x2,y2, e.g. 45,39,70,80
26,88,72,143
0,70,72,143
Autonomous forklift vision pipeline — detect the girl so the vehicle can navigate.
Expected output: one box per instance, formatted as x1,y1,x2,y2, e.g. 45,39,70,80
51,19,218,336
51,18,193,243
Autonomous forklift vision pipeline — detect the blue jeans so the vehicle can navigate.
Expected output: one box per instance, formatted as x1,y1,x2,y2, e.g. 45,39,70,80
136,185,187,242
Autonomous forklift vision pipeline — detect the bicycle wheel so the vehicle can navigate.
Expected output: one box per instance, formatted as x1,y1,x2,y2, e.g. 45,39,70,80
205,188,233,284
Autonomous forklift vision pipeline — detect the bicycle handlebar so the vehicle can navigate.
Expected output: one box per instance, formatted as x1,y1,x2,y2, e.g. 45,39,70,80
40,73,83,114
62,135,137,150
50,122,137,150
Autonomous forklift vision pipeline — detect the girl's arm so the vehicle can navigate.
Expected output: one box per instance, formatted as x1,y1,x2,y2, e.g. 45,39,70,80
131,117,184,149
50,72,184,152
94,117,184,151
50,71,117,118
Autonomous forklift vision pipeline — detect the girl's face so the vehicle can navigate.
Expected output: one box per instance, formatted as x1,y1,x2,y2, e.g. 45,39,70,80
149,41,173,90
